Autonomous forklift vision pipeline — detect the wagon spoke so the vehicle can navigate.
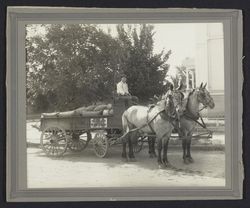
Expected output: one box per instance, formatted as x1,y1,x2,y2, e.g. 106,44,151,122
68,132,89,152
93,131,109,158
40,126,68,157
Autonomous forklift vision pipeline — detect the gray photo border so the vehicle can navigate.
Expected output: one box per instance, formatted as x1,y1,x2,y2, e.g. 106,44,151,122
6,7,243,202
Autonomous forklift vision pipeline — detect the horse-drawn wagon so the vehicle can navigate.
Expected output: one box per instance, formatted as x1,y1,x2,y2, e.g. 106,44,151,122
40,97,129,158
39,83,215,166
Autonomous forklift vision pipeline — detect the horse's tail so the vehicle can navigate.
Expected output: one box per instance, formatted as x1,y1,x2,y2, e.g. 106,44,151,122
122,110,130,134
120,108,140,143
119,110,132,143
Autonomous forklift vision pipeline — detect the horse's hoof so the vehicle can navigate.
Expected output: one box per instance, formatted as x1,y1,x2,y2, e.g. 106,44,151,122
122,157,128,162
149,153,157,158
129,158,137,162
164,162,172,168
158,164,165,169
158,163,166,169
183,159,190,164
187,157,194,163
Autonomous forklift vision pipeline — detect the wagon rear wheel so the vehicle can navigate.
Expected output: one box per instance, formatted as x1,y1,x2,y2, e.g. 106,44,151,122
68,139,87,152
68,132,89,152
40,126,68,157
93,131,109,158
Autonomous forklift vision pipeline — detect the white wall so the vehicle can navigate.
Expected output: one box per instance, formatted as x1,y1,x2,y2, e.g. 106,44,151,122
195,23,224,118
207,23,224,92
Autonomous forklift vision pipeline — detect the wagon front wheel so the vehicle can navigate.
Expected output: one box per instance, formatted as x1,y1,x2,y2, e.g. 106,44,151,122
93,131,109,158
40,126,68,157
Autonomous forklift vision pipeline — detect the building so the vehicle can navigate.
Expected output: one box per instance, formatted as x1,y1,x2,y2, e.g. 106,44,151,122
195,23,225,119
181,57,195,90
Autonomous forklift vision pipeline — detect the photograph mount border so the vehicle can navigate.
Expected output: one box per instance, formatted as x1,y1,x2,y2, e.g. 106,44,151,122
6,7,243,202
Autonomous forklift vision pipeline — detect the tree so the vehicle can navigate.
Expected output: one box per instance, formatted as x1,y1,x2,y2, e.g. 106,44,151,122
26,24,172,113
116,24,171,101
26,24,121,112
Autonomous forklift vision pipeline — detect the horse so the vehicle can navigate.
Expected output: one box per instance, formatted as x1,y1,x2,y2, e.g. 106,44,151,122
121,90,184,168
146,85,185,158
178,82,215,164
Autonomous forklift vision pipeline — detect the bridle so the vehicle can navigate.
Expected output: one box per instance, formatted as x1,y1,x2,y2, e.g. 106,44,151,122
183,88,214,125
196,89,214,111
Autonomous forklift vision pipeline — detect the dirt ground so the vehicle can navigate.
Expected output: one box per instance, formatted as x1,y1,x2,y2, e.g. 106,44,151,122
27,146,225,188
26,120,225,188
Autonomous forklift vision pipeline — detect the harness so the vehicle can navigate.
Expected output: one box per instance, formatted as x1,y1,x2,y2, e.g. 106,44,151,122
146,105,157,133
183,111,207,129
121,104,175,140
169,89,213,138
145,90,209,138
183,94,206,128
180,90,210,128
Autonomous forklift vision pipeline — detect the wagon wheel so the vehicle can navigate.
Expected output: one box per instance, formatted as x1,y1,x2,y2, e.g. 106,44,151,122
40,126,68,157
68,138,87,152
133,137,144,153
68,132,89,152
93,131,109,158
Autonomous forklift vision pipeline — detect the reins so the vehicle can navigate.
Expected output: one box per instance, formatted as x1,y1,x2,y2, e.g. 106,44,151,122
183,112,207,129
182,90,209,129
199,105,207,112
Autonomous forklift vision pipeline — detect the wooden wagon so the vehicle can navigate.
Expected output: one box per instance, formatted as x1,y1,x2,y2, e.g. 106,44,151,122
39,97,136,158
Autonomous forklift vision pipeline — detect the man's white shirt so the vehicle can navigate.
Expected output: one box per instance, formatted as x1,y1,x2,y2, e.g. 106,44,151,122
117,81,129,95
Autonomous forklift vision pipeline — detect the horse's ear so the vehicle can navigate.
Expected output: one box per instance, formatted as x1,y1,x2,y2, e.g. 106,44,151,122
199,82,203,89
203,83,207,88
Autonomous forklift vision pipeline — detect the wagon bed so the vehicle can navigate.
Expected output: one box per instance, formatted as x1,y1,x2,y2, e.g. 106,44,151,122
39,98,127,158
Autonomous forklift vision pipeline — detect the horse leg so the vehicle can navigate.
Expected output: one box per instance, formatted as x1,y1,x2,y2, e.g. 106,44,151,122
148,136,157,158
157,139,164,168
162,138,171,168
121,133,129,162
128,132,136,162
122,140,128,162
186,136,194,163
182,137,189,164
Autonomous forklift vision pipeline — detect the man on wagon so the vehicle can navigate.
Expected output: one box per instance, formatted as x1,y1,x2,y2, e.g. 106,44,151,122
116,75,139,105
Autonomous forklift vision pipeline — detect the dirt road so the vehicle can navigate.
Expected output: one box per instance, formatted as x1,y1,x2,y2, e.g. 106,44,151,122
27,146,225,188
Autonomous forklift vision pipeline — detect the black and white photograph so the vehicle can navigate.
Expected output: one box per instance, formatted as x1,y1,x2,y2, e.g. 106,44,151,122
25,22,226,188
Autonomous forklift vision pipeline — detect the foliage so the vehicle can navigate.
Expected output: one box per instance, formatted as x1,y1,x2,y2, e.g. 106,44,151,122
26,24,171,113
115,24,171,101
